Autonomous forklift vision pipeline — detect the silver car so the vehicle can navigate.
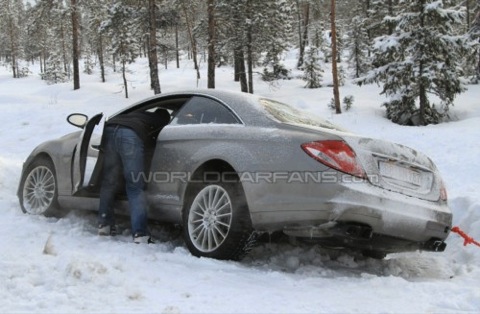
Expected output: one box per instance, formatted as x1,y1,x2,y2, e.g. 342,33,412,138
17,89,452,260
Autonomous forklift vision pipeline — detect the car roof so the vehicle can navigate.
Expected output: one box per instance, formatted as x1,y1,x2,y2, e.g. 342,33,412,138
111,89,277,127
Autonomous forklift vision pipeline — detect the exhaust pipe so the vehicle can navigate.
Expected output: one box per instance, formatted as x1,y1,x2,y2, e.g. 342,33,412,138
422,238,447,252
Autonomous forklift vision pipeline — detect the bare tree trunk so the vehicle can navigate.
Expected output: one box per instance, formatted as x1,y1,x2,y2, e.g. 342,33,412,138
475,3,480,80
419,83,427,126
297,1,310,68
98,35,106,82
387,0,394,35
365,0,372,57
234,49,240,82
234,47,248,92
11,55,17,79
477,47,480,81
466,0,471,31
207,0,216,88
7,17,17,78
182,3,200,80
246,0,254,94
246,30,254,94
330,0,341,114
418,3,427,126
419,56,428,125
175,22,180,68
40,53,43,74
164,46,168,69
42,49,46,74
122,59,128,99
148,0,161,94
71,0,80,90
60,23,68,75
296,0,303,68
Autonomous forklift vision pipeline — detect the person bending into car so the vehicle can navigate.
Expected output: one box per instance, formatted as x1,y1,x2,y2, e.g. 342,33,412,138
97,109,170,243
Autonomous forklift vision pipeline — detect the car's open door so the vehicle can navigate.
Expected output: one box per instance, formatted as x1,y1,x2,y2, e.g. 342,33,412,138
71,113,103,194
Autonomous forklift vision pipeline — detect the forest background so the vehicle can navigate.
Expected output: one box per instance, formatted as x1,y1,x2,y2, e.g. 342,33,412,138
1,0,480,125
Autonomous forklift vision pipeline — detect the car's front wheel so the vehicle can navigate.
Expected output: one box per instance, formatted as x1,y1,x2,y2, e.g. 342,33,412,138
183,182,256,260
19,157,61,217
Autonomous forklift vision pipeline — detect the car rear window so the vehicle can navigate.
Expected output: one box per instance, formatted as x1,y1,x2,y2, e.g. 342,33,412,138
259,98,345,131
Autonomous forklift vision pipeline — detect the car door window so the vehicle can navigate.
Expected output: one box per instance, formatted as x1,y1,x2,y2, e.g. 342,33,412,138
170,96,240,125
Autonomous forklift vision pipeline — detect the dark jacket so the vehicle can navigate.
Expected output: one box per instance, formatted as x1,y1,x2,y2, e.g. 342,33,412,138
107,110,170,147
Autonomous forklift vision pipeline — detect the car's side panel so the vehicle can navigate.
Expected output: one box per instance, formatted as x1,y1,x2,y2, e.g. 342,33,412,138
17,132,80,199
146,123,339,225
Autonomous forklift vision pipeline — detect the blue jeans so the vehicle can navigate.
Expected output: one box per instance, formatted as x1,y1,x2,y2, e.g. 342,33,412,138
98,126,149,237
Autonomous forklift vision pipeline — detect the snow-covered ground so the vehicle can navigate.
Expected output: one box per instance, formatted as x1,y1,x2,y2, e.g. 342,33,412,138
1,55,479,313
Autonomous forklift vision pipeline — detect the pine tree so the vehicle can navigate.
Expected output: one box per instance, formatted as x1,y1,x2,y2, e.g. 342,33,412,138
216,0,248,91
175,0,201,80
23,3,39,68
216,0,294,91
42,49,68,84
302,46,323,88
360,0,469,126
259,0,294,81
469,1,480,82
83,0,110,82
296,0,311,68
83,44,95,75
101,2,142,98
365,0,400,39
28,0,72,83
0,0,26,78
346,16,370,78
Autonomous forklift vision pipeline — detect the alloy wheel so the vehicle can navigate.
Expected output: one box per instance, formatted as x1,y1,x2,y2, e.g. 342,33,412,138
22,166,56,215
188,185,233,252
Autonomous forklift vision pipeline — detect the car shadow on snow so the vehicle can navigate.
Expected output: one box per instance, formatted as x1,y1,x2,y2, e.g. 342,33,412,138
59,210,456,282
243,235,456,281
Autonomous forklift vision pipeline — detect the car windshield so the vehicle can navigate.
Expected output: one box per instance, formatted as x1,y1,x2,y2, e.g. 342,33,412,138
259,98,346,132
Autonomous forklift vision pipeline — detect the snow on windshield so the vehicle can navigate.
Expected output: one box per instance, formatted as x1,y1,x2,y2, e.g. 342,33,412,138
259,98,345,131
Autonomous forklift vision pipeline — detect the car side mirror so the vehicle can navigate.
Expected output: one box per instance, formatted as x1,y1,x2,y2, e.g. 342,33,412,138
67,113,88,129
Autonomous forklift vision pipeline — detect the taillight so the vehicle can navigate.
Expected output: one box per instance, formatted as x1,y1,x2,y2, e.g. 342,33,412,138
439,179,448,201
301,140,365,178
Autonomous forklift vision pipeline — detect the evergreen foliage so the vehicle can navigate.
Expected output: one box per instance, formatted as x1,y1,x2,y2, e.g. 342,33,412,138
100,2,143,98
343,95,354,111
346,16,370,78
0,0,26,78
41,51,68,84
259,0,294,80
359,0,469,126
302,46,323,88
328,95,354,111
467,1,480,83
0,0,476,124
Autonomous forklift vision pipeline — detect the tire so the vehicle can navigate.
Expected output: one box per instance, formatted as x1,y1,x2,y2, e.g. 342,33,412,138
362,250,387,260
19,157,62,217
183,181,256,261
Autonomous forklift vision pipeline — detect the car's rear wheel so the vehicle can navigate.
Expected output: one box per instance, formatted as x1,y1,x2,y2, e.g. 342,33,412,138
183,181,256,260
19,157,61,217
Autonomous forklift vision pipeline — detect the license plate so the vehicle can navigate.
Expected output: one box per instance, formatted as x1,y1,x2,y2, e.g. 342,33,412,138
378,161,422,186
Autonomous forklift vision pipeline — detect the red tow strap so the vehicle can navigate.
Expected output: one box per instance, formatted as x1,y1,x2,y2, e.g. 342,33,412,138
451,226,480,248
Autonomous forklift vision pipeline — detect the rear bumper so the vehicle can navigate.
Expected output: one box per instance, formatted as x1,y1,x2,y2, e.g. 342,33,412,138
246,179,452,251
283,221,447,253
